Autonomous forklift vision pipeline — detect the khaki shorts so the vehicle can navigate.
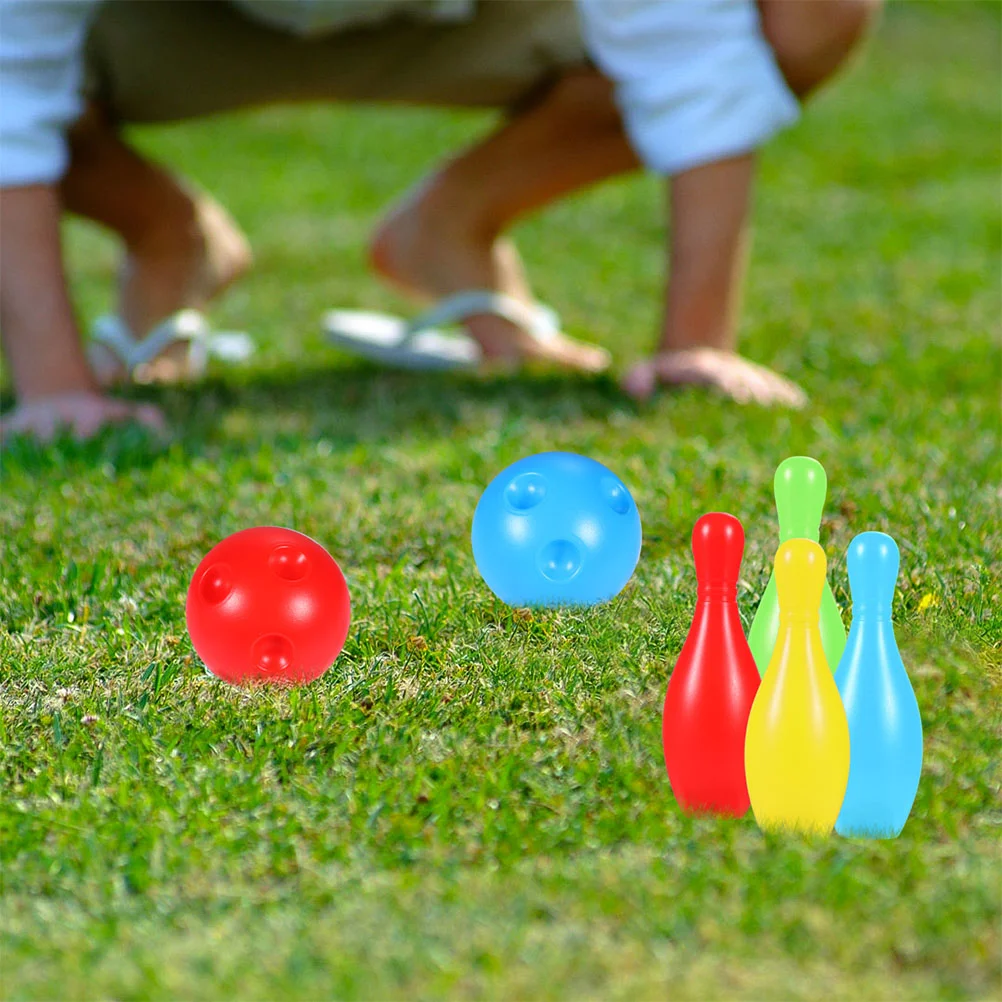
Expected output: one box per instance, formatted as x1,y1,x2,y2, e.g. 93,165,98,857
84,0,587,124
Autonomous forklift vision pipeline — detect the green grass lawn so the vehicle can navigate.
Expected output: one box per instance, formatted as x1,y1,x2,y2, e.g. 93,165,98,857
2,4,1000,999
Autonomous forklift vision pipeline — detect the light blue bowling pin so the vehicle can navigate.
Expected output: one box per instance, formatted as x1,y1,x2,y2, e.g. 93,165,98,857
835,532,923,838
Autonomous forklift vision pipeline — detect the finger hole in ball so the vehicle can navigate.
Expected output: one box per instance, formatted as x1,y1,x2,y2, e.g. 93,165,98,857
537,538,583,582
252,633,295,674
199,564,234,605
269,545,311,581
505,472,546,512
601,476,631,515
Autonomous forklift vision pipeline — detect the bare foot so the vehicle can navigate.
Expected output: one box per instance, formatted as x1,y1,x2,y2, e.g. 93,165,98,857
0,392,166,446
94,195,252,386
622,348,808,408
369,181,610,374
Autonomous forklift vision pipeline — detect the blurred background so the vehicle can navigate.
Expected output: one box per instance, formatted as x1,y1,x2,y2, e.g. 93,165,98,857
2,3,999,1000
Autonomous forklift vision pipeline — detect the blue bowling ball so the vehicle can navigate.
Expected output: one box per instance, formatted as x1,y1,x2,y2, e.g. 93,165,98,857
471,452,642,607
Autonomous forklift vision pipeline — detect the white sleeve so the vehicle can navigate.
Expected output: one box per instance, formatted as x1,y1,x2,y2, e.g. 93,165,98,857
0,0,100,187
577,0,800,176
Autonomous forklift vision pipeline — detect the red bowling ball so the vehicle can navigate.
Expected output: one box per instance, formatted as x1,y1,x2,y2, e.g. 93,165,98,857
185,526,351,686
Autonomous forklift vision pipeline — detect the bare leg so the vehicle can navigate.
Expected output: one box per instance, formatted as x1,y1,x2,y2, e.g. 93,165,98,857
758,0,882,100
665,155,756,355
0,185,164,444
60,106,251,382
371,69,640,371
624,0,881,404
66,71,637,376
623,154,807,406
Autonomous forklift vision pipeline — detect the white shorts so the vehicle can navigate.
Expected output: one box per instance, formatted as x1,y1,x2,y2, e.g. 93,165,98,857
577,0,800,175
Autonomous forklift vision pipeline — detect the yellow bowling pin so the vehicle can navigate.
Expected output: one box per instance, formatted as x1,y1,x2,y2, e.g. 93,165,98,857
745,539,850,834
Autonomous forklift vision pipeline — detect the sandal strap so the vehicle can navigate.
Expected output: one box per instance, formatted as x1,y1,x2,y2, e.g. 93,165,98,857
128,310,209,368
90,310,252,376
90,315,139,364
401,290,560,345
91,310,208,369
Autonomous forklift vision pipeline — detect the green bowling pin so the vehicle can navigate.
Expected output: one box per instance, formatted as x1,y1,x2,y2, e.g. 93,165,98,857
748,457,846,675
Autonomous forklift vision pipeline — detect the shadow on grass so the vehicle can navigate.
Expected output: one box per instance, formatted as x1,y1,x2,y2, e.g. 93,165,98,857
1,361,638,476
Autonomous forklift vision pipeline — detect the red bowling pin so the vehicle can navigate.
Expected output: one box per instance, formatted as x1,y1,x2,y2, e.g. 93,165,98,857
663,513,761,816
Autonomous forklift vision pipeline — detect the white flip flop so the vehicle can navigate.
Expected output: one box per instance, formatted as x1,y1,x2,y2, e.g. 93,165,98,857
88,310,254,385
322,290,562,371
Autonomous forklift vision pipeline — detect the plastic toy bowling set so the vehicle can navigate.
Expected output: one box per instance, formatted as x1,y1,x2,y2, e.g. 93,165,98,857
663,458,923,839
181,452,923,841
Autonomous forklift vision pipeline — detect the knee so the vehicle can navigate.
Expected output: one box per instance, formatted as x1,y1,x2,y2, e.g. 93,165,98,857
823,0,882,56
759,0,882,99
